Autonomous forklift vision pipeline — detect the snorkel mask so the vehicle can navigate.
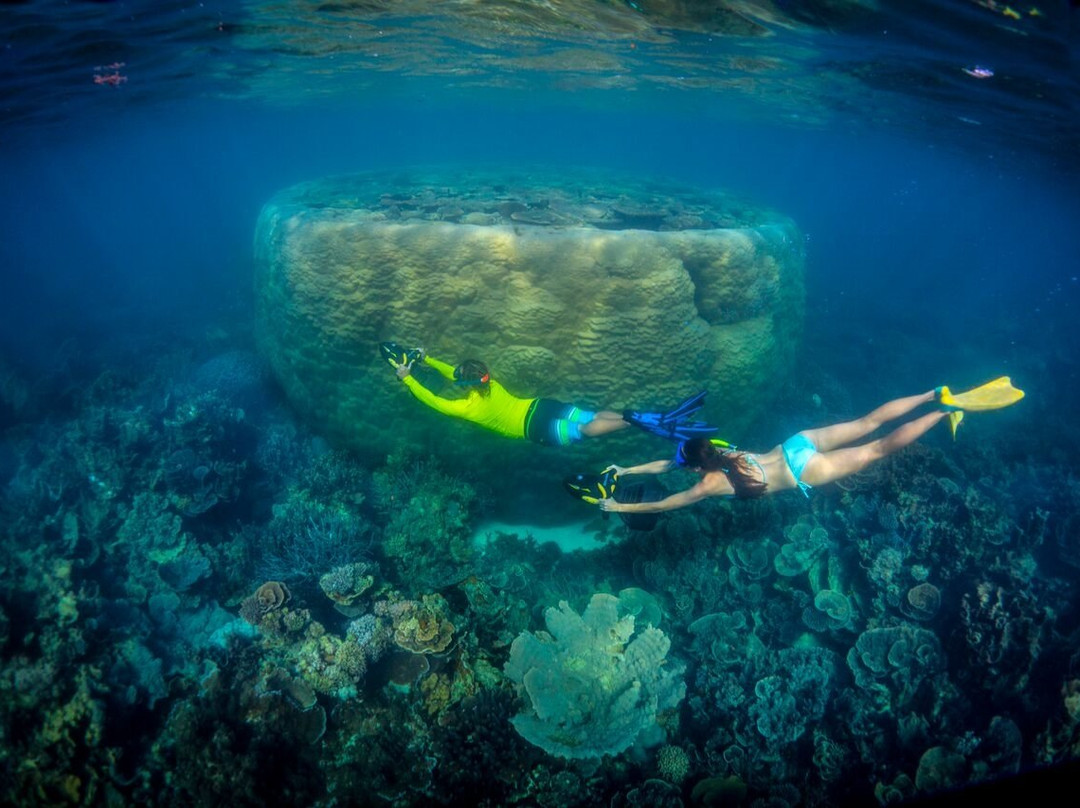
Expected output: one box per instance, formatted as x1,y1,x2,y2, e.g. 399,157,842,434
453,363,491,387
674,437,737,468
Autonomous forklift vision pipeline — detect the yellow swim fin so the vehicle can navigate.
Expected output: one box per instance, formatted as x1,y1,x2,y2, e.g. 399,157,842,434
939,376,1025,411
937,376,1024,439
946,410,964,440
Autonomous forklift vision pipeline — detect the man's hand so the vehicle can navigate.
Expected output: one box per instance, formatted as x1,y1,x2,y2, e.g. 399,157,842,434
396,364,412,380
598,498,621,512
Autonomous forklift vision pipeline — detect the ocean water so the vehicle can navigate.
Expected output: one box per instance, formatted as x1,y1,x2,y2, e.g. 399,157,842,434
2,2,1079,806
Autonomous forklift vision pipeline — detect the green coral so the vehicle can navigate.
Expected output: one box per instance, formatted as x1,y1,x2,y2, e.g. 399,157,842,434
846,625,944,711
295,631,367,698
504,593,685,759
774,516,829,577
802,589,855,633
375,456,480,593
656,744,690,783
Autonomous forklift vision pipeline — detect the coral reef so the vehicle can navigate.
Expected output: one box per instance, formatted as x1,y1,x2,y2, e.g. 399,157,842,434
2,253,1078,807
375,454,481,594
504,592,686,759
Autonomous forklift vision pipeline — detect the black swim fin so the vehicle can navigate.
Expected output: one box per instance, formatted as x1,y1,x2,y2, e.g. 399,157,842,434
380,341,423,369
623,390,718,442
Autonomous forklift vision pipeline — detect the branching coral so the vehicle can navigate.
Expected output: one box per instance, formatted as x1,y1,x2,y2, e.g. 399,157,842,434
319,561,376,613
294,631,368,697
375,455,481,594
958,578,1049,697
254,488,374,583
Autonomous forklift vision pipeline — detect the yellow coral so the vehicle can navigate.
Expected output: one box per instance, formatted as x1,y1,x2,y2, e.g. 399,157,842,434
391,594,456,654
57,592,79,625
1064,679,1080,722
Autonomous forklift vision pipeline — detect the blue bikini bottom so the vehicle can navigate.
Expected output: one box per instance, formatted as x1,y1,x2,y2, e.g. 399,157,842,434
781,433,817,497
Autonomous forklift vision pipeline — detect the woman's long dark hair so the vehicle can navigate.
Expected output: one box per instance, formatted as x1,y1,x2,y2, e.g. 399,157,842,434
680,437,768,499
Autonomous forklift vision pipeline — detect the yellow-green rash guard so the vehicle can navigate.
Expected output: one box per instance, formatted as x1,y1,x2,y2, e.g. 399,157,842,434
402,356,535,440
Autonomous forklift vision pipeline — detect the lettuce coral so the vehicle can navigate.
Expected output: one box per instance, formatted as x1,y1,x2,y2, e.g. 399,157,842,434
504,593,685,759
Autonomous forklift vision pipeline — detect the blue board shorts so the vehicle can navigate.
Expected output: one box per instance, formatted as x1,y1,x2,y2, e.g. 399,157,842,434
524,398,595,446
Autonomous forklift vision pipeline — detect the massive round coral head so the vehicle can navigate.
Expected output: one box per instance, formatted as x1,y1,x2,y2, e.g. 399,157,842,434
253,168,805,505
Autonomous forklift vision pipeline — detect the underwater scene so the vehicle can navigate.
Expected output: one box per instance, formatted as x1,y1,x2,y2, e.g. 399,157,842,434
3,1,1080,806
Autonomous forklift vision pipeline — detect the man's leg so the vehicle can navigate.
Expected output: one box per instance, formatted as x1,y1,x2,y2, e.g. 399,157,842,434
580,410,629,437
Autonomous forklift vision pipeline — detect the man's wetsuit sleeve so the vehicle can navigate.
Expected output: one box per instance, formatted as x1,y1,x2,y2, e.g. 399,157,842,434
423,356,457,381
401,374,469,417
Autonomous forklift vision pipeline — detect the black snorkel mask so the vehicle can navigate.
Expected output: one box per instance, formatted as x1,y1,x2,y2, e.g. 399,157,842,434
453,365,491,387
674,437,737,469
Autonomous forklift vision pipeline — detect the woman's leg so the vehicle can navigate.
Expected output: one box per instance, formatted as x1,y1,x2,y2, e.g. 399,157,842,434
803,410,948,487
803,390,936,452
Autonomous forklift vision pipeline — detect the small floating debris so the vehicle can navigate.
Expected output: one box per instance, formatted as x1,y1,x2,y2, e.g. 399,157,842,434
93,62,127,86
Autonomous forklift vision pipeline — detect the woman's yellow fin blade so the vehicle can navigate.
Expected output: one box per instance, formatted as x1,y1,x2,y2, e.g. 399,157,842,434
944,376,1025,412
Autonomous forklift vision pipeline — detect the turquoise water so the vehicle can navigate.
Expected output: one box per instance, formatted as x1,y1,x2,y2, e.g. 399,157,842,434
2,2,1079,806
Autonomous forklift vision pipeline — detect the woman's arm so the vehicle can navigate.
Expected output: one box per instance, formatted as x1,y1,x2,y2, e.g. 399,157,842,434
599,480,712,514
608,459,674,476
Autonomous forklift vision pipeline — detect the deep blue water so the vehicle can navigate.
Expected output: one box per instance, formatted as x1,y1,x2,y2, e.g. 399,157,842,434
5,93,1078,418
3,2,1080,806
6,94,1079,359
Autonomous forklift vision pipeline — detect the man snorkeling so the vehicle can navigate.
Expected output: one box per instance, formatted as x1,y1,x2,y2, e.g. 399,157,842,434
592,378,1024,515
380,341,715,447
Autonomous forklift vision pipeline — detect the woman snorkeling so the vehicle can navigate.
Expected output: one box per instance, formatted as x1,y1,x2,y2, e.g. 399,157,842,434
598,378,1024,515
